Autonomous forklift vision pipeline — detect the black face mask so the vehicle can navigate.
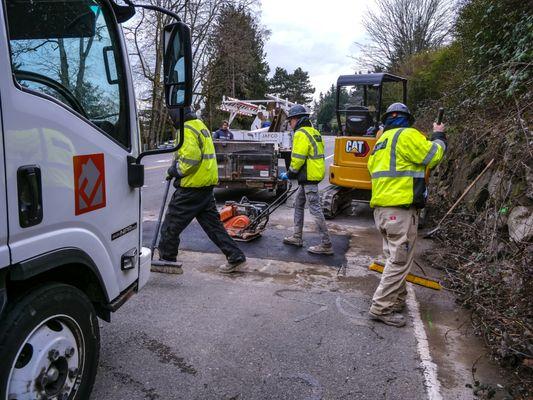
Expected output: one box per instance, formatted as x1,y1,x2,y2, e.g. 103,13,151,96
168,108,196,128
295,116,311,130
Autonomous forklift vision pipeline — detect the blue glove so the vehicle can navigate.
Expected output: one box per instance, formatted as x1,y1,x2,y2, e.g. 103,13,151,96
279,172,289,181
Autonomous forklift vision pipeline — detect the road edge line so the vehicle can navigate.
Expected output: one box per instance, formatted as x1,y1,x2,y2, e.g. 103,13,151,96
406,285,443,400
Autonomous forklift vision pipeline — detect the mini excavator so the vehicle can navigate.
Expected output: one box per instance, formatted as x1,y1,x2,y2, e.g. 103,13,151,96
322,73,408,218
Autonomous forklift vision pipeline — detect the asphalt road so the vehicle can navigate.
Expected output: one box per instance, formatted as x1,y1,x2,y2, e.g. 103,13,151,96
90,135,508,400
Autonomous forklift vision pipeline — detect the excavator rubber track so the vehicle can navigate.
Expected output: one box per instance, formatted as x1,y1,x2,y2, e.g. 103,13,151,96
321,185,354,219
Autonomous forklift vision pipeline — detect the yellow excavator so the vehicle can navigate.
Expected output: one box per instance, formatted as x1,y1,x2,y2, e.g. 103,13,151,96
322,73,408,218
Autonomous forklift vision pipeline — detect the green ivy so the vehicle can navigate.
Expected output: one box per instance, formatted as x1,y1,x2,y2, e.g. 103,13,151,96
456,0,532,102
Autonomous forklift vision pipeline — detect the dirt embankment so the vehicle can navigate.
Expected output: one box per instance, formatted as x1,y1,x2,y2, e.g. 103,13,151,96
419,103,532,397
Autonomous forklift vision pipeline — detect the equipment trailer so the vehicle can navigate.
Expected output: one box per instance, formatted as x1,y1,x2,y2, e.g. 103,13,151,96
214,96,294,194
215,140,289,194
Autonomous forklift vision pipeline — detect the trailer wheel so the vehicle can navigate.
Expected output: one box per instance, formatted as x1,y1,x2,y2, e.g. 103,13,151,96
275,181,288,198
0,283,100,400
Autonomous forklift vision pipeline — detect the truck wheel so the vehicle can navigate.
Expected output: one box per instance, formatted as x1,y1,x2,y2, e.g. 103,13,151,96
0,283,100,400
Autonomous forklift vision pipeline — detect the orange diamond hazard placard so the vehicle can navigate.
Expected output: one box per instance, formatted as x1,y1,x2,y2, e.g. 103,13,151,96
73,154,106,215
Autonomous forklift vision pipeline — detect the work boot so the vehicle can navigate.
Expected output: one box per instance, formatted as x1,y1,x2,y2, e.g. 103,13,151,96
307,243,333,255
218,258,246,274
368,311,406,327
283,235,303,247
391,302,406,313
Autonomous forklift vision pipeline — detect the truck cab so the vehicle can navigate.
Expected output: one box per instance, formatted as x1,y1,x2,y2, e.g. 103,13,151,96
0,0,191,398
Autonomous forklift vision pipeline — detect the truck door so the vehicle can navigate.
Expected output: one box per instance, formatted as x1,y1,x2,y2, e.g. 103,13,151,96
0,0,141,296
0,98,9,268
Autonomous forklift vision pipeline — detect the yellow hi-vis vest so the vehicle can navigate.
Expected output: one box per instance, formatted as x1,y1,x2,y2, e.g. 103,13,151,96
368,127,445,208
174,119,218,188
289,126,325,182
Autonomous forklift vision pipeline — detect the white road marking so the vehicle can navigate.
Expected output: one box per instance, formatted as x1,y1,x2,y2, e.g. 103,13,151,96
156,159,172,163
406,286,443,400
325,154,334,160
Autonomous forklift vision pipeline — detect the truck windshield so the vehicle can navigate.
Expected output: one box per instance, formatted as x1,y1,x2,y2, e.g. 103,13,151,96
6,0,129,147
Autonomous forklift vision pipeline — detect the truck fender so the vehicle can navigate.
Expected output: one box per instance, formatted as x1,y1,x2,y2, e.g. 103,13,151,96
3,248,111,321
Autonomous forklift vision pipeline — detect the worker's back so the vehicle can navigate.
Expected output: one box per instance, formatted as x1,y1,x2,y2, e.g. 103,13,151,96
177,118,218,187
368,127,445,208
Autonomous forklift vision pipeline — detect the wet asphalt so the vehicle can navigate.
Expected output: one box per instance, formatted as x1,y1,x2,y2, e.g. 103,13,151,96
91,137,429,399
91,137,508,399
92,257,426,400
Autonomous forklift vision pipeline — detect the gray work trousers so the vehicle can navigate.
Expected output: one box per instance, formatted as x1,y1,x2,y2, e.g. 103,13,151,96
293,184,331,245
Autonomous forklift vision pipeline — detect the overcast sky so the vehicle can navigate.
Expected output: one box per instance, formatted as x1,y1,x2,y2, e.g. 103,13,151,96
260,0,372,101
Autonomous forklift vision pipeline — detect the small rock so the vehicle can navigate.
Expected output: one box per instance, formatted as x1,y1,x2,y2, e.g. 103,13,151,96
487,170,505,198
507,206,533,242
526,165,533,200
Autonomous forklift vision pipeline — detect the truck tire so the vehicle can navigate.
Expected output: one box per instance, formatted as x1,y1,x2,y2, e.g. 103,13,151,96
0,283,100,400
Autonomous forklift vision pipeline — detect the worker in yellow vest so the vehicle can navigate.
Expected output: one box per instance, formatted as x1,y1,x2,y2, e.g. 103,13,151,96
367,103,446,327
154,108,246,274
280,105,333,255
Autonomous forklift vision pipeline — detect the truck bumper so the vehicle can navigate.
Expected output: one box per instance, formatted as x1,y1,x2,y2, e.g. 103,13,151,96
138,246,151,290
217,179,276,190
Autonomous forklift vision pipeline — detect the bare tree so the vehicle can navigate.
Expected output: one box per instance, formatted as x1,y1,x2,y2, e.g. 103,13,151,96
124,0,236,148
354,0,455,70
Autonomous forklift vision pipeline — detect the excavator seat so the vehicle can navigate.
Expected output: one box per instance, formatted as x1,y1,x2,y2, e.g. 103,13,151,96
345,106,373,136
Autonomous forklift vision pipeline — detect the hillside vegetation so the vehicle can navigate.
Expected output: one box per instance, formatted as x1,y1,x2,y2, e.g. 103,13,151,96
396,0,532,396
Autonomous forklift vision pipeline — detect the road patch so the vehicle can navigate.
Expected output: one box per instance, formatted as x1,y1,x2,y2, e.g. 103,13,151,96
143,220,349,267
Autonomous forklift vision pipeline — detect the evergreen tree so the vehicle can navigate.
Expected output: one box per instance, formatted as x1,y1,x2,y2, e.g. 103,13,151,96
203,4,269,129
289,67,315,104
268,67,315,105
268,67,290,98
315,84,348,132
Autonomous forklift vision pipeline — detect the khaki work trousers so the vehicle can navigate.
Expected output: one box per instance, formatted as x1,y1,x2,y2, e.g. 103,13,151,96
370,206,419,315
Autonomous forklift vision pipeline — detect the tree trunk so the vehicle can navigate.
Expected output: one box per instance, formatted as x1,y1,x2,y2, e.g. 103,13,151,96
58,39,70,89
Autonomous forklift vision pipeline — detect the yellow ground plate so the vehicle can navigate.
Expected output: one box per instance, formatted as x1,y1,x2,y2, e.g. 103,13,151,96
369,262,442,291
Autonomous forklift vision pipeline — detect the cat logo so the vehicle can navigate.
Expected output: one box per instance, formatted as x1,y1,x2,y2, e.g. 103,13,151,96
345,140,370,157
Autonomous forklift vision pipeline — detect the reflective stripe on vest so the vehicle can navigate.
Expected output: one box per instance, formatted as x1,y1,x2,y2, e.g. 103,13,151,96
180,157,201,166
368,126,438,208
421,143,439,165
370,128,422,179
298,128,319,157
184,124,209,152
291,126,325,182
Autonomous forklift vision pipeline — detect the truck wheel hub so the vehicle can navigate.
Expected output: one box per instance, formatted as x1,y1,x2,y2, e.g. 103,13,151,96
7,316,83,400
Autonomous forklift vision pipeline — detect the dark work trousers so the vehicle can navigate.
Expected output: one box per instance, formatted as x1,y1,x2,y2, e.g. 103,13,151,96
158,186,245,263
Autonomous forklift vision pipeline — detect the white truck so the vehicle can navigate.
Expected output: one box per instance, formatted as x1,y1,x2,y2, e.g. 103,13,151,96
0,0,192,398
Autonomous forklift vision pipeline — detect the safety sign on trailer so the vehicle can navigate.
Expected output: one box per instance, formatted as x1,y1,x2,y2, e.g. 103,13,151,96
73,153,106,215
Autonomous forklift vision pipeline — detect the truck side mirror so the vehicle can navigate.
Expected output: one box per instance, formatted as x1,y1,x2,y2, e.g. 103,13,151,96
163,22,192,108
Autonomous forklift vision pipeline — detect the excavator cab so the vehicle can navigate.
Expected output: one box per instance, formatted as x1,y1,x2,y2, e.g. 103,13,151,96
323,73,407,218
